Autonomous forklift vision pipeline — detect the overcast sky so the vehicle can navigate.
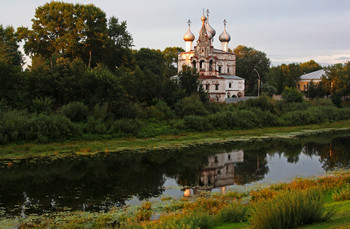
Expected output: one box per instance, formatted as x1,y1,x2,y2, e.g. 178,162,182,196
1,0,349,66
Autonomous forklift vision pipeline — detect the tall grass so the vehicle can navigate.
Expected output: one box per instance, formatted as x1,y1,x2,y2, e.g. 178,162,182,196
249,188,334,229
332,184,350,201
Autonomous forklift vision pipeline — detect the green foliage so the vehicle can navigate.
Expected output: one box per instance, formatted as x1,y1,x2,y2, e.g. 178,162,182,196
0,25,23,66
175,94,208,117
30,97,53,113
234,45,270,95
147,100,175,120
241,95,276,113
184,115,213,131
60,102,89,122
110,119,144,136
331,92,343,108
332,184,350,201
249,188,334,229
178,65,201,96
0,110,79,143
218,203,248,223
282,87,303,103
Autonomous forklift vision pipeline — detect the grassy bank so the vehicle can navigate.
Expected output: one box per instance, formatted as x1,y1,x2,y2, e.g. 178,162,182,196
1,119,350,161
2,171,349,228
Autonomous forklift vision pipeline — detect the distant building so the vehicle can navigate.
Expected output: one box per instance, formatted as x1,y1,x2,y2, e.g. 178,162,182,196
174,11,245,102
297,69,325,91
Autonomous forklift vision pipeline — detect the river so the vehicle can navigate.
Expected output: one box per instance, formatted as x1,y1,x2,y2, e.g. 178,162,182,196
0,130,349,218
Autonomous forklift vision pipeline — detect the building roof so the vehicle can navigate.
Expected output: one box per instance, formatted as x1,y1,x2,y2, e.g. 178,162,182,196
300,69,325,80
221,75,244,80
200,75,225,80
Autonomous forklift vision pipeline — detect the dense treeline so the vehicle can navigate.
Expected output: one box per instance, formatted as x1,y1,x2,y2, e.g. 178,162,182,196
1,2,350,144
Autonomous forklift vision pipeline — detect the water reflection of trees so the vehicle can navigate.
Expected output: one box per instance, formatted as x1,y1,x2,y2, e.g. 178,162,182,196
0,133,349,217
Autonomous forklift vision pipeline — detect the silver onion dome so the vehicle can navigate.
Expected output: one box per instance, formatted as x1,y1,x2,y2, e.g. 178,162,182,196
205,22,216,39
219,19,231,42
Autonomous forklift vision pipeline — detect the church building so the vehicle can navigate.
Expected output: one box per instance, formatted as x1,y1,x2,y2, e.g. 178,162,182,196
177,11,245,102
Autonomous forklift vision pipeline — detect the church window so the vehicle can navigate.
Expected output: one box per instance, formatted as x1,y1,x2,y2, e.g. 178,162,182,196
229,83,232,88
227,67,230,73
209,60,213,71
205,84,209,90
218,66,222,73
215,84,219,90
200,60,205,69
192,60,196,68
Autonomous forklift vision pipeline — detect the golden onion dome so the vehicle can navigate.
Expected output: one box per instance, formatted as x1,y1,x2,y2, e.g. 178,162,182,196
201,15,206,24
183,28,195,41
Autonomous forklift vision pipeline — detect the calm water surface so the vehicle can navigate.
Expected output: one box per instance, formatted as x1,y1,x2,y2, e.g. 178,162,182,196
0,130,349,218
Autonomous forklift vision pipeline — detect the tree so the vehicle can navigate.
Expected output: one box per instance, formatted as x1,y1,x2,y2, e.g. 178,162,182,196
178,65,200,96
17,2,132,69
102,17,134,70
234,45,270,95
322,63,347,96
0,25,22,66
162,47,185,76
300,60,322,74
134,48,167,76
281,87,303,103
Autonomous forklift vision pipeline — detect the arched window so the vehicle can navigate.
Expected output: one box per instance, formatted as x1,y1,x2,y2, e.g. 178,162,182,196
209,60,213,71
200,60,205,69
192,60,196,68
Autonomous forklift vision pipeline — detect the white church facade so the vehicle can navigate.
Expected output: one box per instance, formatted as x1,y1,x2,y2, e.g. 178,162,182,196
177,11,245,102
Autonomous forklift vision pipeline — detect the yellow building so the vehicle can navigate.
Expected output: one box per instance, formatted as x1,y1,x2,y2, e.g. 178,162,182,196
297,69,325,91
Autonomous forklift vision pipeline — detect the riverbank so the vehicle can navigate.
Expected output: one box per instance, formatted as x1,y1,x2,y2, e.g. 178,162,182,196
2,171,349,228
1,120,350,161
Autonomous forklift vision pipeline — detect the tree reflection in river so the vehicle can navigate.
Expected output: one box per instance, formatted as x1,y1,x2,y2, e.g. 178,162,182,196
0,131,349,217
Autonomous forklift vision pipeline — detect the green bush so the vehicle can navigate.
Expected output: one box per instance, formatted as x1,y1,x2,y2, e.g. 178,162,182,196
25,113,80,143
60,101,88,122
249,188,334,229
184,115,213,131
110,119,144,136
159,212,215,229
0,110,29,143
218,203,248,223
282,87,303,103
242,95,276,113
332,184,350,201
175,94,208,117
30,97,53,113
147,100,174,120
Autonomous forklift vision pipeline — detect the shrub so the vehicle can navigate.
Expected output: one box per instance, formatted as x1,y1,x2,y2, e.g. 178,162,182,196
175,94,208,117
0,109,29,143
25,113,80,142
242,95,276,113
184,115,213,131
110,119,144,136
60,101,88,122
282,87,303,103
30,97,53,113
249,188,334,229
136,201,152,222
332,184,350,201
218,202,248,223
147,100,174,120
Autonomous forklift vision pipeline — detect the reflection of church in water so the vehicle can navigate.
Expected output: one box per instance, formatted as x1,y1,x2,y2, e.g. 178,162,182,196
182,151,244,196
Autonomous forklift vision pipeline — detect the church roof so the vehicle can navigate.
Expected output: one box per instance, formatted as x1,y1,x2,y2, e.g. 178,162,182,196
300,69,325,80
221,75,244,80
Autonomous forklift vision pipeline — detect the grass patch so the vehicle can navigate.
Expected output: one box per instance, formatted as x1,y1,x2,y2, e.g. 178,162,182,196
0,120,350,161
249,188,334,229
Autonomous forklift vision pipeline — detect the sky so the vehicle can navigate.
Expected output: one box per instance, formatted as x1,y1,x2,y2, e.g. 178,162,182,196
1,0,350,66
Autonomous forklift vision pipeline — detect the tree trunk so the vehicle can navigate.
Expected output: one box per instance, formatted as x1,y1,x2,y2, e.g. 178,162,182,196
88,50,92,68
